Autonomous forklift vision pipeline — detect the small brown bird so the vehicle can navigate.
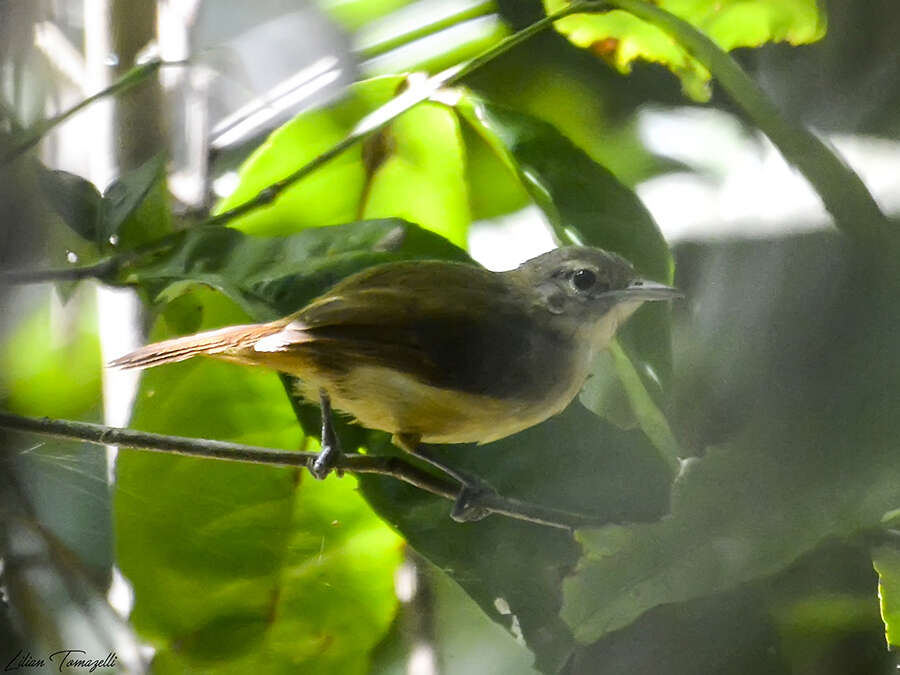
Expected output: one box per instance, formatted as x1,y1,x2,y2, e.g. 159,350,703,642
111,246,680,520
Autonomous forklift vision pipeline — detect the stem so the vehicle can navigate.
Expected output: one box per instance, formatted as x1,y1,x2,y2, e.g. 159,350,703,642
204,1,592,229
0,259,121,285
2,59,185,166
0,234,180,287
597,0,890,242
609,340,681,476
0,411,599,529
357,0,497,61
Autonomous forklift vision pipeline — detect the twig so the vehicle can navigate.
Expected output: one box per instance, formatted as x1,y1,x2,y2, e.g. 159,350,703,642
356,0,497,61
0,231,182,287
2,59,187,166
0,258,121,285
0,410,598,529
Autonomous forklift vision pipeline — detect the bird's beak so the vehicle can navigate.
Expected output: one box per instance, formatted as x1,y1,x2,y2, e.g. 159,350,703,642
604,279,683,302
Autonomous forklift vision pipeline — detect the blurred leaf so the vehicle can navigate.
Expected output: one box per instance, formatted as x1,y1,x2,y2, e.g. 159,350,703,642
0,289,111,580
359,402,671,673
0,289,101,419
470,66,681,189
544,0,826,101
215,77,469,246
100,153,170,248
578,351,636,429
873,543,900,648
566,591,789,675
320,0,416,31
562,235,900,645
116,288,403,674
214,77,400,236
461,122,530,221
562,437,898,642
361,105,469,247
1,518,146,671
456,97,672,281
36,169,103,244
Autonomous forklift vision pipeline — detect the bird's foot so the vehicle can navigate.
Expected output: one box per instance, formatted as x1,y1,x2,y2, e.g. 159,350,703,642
450,479,498,522
310,389,343,480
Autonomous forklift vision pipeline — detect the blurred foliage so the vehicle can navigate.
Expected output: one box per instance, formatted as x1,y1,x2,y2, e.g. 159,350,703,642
2,0,900,674
545,0,825,100
215,76,468,248
0,288,112,580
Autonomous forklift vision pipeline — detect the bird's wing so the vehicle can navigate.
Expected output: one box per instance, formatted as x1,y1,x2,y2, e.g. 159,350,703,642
256,261,540,395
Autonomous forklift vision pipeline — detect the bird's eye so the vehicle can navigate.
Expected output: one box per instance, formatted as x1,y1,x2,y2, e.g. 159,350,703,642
572,268,597,291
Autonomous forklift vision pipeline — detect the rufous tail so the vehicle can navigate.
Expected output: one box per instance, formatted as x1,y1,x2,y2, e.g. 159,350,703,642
108,322,283,370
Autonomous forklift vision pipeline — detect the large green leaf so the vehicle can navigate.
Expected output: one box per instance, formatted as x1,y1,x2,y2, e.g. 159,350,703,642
359,401,671,673
35,154,171,251
562,234,900,644
36,169,103,245
544,0,826,100
214,77,469,247
0,289,111,580
101,152,170,248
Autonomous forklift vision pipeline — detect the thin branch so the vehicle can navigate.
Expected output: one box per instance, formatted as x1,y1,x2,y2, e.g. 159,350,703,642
0,258,121,285
0,410,599,529
0,232,181,287
2,58,187,166
356,0,497,62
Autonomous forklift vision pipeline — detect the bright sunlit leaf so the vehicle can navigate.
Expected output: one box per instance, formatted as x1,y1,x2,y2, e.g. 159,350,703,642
874,544,900,648
214,76,469,247
544,0,826,100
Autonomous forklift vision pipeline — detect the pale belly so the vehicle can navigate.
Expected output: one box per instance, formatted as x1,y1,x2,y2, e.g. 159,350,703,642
294,363,588,445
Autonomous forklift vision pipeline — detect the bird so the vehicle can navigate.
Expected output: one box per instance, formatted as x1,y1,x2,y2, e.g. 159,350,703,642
110,245,680,520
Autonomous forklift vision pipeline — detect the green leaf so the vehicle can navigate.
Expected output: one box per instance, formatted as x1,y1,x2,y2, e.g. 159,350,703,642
115,287,403,674
561,234,900,645
37,169,103,244
214,77,469,247
120,219,469,320
1,289,111,579
1,289,102,419
544,0,826,101
101,153,170,248
567,591,790,674
359,402,672,673
360,105,469,248
873,543,900,648
456,97,672,282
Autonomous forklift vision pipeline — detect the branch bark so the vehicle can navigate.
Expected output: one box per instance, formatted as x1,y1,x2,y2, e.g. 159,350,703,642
0,410,598,529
